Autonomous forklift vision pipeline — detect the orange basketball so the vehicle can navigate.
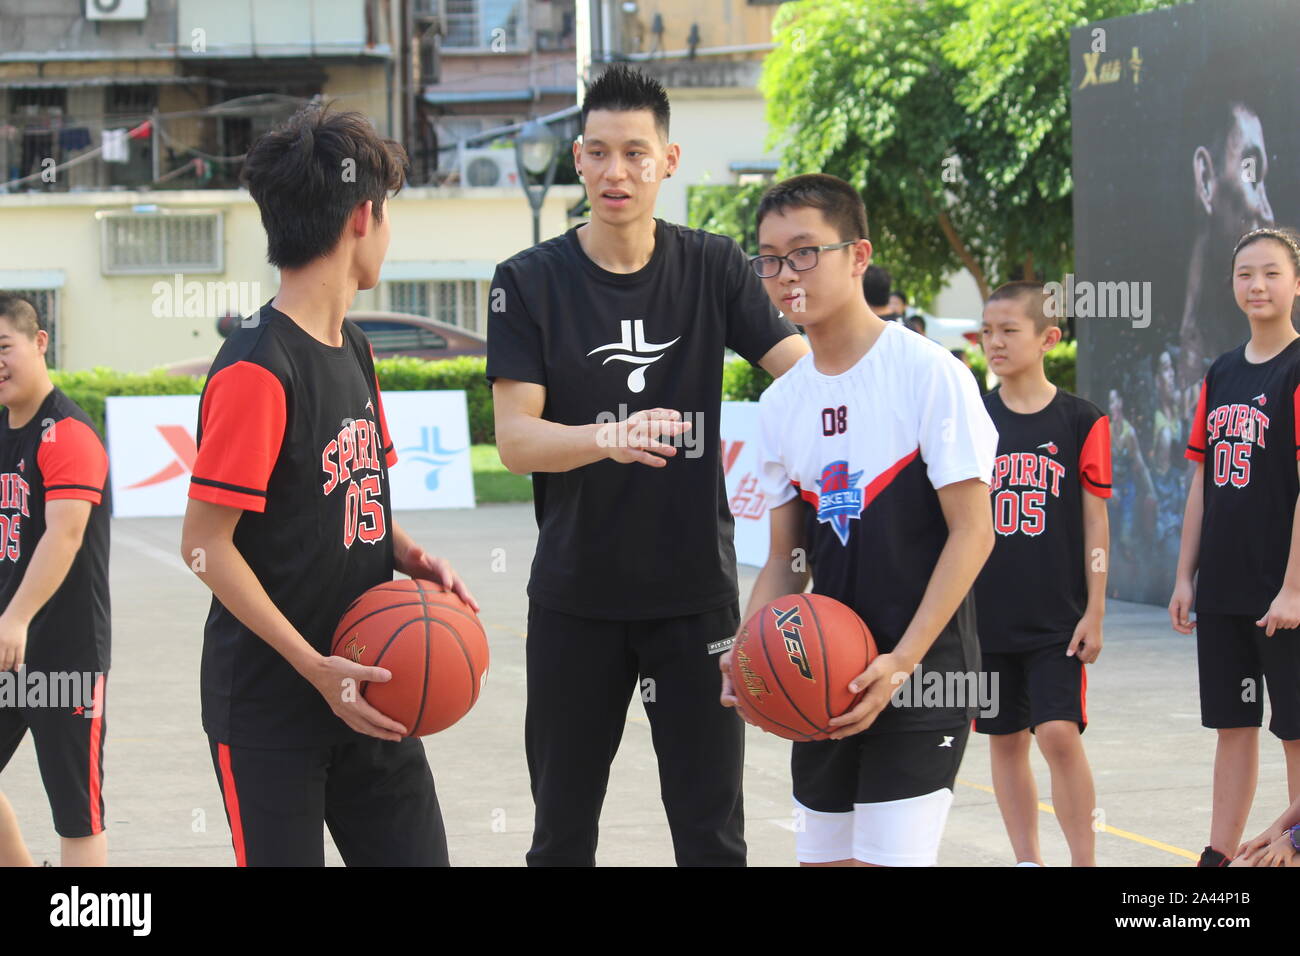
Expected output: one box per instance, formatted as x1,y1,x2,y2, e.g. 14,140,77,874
729,593,877,741
330,578,489,737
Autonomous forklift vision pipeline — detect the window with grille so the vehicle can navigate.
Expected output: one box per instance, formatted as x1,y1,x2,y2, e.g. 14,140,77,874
387,280,482,332
443,0,524,49
97,210,223,274
0,289,60,369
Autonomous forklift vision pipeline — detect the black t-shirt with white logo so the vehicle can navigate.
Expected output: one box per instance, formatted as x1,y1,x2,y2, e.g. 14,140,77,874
1185,338,1300,616
0,388,110,673
486,218,797,620
189,304,397,748
974,388,1111,653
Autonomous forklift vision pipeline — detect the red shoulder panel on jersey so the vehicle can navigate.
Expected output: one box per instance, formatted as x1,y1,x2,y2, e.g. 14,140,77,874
1185,378,1208,462
1293,381,1300,462
37,417,108,504
368,343,397,468
188,361,287,513
1079,415,1113,498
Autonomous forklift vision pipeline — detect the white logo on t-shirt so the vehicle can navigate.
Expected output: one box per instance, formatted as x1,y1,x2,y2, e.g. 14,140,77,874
587,319,680,393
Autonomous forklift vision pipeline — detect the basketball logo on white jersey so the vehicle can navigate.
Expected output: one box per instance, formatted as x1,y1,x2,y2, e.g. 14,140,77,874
587,319,680,394
816,460,865,546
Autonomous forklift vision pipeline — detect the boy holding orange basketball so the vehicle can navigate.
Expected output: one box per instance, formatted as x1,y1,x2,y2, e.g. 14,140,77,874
722,174,998,866
180,105,476,867
974,282,1110,867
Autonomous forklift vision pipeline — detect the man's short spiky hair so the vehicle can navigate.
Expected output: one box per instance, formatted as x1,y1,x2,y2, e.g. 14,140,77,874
988,280,1054,333
755,173,869,249
241,104,407,269
581,65,670,142
0,294,41,339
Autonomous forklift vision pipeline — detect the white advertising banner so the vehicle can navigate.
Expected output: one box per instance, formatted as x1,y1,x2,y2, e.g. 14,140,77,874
383,390,475,511
106,395,201,518
106,390,476,517
720,401,769,568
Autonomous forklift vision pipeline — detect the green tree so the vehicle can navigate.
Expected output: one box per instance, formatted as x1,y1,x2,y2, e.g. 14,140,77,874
701,0,1182,307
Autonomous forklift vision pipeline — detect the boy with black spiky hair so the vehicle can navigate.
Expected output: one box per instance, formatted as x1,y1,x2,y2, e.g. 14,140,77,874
181,105,477,867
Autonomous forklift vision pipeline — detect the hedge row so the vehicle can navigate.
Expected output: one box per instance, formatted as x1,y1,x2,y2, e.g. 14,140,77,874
963,339,1077,392
49,357,497,444
50,344,1081,442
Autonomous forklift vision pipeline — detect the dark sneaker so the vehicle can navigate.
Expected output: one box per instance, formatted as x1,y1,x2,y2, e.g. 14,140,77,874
1197,845,1230,867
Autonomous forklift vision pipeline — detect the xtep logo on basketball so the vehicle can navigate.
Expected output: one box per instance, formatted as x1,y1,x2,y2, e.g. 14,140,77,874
772,605,814,680
587,319,680,393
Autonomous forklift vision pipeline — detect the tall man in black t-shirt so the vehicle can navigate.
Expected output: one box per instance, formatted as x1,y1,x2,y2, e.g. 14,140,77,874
181,106,477,866
488,66,806,866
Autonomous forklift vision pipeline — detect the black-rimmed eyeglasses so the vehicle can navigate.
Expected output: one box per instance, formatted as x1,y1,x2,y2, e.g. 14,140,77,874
748,240,860,279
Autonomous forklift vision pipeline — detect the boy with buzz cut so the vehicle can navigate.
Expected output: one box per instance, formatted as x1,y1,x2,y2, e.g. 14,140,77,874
722,174,998,867
975,281,1111,867
181,105,477,867
0,294,110,867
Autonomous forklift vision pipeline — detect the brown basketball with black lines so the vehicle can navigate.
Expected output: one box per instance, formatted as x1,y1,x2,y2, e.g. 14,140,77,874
729,593,877,741
331,578,489,737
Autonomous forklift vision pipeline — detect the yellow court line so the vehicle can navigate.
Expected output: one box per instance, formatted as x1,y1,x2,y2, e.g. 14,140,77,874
956,777,1200,862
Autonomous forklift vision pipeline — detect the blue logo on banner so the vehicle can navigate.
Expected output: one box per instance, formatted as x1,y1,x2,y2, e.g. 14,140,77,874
399,426,466,491
816,460,864,546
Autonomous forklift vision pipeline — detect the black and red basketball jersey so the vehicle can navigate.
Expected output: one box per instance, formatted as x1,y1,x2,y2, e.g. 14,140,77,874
0,388,110,672
189,304,397,748
757,323,999,733
1185,338,1300,616
974,388,1111,652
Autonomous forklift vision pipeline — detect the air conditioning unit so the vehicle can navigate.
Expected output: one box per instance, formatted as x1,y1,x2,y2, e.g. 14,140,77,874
459,149,519,188
86,0,148,20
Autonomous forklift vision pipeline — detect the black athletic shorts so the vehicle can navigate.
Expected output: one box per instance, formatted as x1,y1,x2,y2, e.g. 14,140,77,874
975,644,1087,735
792,723,970,811
0,672,106,839
208,733,448,866
1197,612,1300,740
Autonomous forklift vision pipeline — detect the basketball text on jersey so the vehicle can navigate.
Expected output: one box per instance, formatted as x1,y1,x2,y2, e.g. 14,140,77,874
320,410,388,548
990,449,1069,537
0,471,31,560
815,460,865,546
772,604,814,679
1203,401,1270,488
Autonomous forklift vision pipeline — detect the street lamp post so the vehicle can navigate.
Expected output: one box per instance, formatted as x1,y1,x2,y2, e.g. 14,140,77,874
514,119,560,247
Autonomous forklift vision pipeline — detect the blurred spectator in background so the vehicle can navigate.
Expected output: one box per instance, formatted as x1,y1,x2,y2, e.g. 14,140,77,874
864,265,901,321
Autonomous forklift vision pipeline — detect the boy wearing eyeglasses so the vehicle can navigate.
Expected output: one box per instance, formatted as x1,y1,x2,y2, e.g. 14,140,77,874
721,173,998,866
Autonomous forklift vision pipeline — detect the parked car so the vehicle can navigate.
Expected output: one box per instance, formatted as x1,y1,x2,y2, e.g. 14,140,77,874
161,310,487,377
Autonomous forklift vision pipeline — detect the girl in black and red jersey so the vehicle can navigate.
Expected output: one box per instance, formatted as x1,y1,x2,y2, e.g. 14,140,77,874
1170,226,1300,867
